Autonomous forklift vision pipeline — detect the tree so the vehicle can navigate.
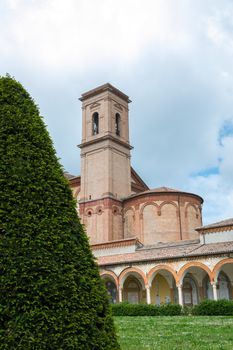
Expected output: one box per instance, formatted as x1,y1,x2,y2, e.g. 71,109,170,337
0,75,120,349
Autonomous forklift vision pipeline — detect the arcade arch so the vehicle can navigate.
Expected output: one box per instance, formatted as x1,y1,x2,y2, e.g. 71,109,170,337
119,267,147,304
101,272,118,304
212,259,233,300
147,266,177,304
177,263,212,306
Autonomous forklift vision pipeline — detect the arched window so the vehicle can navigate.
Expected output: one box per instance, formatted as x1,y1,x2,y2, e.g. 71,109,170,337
115,113,120,136
182,274,199,306
92,112,99,135
218,272,230,300
124,276,141,304
105,280,117,304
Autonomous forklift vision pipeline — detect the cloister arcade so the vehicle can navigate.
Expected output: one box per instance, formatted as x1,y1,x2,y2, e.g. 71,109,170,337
101,259,233,306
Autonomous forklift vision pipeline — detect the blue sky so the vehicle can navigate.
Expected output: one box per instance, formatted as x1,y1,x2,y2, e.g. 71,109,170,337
1,0,233,224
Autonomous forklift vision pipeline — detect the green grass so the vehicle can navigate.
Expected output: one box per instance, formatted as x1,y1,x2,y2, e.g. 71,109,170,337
114,316,233,350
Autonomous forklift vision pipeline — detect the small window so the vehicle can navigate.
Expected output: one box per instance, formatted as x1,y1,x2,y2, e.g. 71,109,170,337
115,113,120,136
92,112,99,135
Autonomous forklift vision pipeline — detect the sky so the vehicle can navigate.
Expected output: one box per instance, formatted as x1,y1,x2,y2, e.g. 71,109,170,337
1,0,233,224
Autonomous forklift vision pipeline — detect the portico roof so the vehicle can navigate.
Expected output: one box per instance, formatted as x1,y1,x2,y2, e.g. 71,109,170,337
196,218,233,233
97,240,233,266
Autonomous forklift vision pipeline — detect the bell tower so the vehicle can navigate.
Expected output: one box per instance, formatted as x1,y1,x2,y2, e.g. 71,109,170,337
78,83,133,243
79,83,132,201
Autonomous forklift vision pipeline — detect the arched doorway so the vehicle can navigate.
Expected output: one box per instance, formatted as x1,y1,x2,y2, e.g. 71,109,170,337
105,279,117,304
218,272,231,300
101,273,118,304
119,268,147,304
178,263,212,305
151,273,176,304
203,275,214,300
182,274,199,306
148,266,178,304
123,276,143,304
152,274,170,304
212,260,233,300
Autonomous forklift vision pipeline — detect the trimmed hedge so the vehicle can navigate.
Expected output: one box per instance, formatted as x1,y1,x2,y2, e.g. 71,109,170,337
0,75,120,349
112,303,182,316
112,300,233,316
192,299,233,316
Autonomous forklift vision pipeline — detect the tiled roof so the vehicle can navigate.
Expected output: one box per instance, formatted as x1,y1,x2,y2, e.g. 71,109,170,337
92,237,143,250
196,218,233,231
150,187,180,192
128,187,181,197
97,240,233,266
131,167,149,192
126,187,204,203
80,83,131,103
64,171,76,180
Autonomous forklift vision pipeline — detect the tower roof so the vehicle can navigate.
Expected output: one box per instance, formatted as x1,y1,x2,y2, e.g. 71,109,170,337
79,83,131,103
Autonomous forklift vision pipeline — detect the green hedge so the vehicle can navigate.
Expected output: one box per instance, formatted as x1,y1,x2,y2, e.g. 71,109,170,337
0,75,120,349
112,300,233,316
192,299,233,316
111,302,182,316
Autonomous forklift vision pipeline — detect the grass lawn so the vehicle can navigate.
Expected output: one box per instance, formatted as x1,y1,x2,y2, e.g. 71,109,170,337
114,316,233,350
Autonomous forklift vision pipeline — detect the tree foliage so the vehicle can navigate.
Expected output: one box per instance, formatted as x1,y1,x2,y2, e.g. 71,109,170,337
0,75,120,349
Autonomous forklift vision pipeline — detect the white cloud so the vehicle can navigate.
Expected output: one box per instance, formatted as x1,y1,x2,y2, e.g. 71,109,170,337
186,132,233,224
5,0,20,10
0,0,198,72
206,2,233,52
188,174,233,225
1,0,233,224
219,136,233,186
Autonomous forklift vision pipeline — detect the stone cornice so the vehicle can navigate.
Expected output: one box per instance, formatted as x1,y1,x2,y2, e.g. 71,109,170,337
78,134,133,150
79,83,131,103
196,225,233,234
79,196,123,206
92,237,143,250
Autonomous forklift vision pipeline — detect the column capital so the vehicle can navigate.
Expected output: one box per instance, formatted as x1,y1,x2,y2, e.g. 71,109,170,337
211,281,217,286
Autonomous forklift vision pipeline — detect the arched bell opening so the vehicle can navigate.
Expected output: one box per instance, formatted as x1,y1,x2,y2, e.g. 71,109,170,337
115,113,120,136
92,112,99,135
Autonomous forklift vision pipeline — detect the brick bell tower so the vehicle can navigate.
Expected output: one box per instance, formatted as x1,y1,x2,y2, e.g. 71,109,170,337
78,83,133,244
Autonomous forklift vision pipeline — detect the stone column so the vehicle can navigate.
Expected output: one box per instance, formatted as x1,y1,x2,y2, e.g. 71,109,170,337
146,285,151,304
119,288,123,303
170,288,174,303
211,282,218,301
177,284,183,306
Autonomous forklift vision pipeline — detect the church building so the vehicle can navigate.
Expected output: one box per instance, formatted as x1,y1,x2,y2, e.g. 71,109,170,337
65,83,233,306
